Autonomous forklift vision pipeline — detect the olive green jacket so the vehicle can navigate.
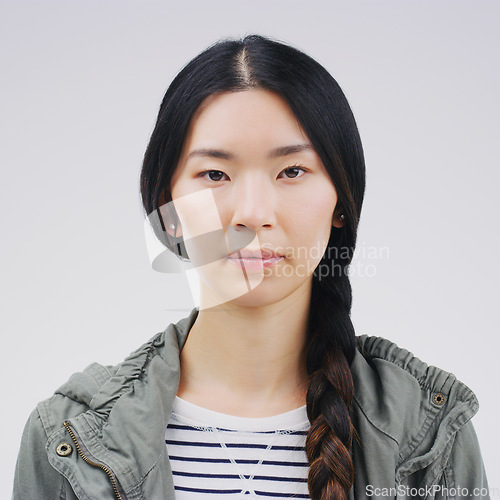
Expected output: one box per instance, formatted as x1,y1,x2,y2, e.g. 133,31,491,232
13,308,489,499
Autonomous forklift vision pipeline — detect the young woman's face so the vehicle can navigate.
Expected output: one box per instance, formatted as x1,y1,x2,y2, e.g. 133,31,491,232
170,89,341,308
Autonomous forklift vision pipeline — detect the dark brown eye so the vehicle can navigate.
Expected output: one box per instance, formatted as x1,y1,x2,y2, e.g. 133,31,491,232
201,170,227,182
280,166,305,179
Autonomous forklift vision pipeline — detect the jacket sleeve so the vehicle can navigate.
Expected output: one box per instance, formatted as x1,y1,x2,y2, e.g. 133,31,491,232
436,419,490,500
12,408,66,500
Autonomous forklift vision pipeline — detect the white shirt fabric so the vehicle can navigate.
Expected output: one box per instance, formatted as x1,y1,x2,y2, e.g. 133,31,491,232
165,396,311,499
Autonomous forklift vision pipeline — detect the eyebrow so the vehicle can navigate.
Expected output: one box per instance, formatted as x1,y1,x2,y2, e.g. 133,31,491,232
186,143,315,161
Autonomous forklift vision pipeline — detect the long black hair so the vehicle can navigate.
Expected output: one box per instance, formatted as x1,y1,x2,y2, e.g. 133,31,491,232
140,34,366,499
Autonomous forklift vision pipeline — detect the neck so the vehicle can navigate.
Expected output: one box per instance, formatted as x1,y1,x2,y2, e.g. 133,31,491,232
177,280,312,417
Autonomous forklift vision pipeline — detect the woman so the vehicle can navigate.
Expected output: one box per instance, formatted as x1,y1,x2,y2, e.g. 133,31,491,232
13,34,489,499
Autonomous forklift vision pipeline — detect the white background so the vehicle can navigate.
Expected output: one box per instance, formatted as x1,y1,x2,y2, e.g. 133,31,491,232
1,0,498,495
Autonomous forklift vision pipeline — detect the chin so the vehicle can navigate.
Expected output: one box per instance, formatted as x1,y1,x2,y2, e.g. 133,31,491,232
196,259,314,310
222,276,309,309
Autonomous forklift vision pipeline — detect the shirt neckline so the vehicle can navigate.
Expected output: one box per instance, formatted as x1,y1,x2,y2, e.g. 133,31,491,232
171,396,309,432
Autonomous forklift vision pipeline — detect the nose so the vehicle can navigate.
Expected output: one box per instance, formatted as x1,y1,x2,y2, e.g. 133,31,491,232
228,174,276,230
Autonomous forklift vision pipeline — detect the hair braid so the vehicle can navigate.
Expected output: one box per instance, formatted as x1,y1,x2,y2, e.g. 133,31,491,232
305,261,357,499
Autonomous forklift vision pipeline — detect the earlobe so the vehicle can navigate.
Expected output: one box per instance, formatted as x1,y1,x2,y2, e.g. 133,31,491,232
167,222,181,238
158,197,183,238
332,212,345,228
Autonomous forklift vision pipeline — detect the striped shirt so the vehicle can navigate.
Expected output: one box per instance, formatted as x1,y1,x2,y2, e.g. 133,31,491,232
165,396,311,498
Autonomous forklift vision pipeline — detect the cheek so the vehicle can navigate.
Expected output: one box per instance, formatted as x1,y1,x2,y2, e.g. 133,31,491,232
288,185,336,229
172,188,223,240
283,187,337,259
170,171,194,204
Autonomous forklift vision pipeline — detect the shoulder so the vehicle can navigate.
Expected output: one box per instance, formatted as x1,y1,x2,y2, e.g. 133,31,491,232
36,337,162,435
351,334,480,473
14,311,198,498
32,309,198,437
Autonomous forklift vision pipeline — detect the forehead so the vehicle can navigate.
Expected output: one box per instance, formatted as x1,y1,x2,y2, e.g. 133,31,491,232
182,89,309,153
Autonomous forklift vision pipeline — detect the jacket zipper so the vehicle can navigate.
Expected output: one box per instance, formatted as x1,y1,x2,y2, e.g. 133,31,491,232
62,421,123,500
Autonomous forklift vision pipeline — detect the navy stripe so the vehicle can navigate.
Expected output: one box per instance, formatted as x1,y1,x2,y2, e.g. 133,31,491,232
174,485,309,498
166,439,305,451
175,485,242,494
255,491,309,498
173,470,307,483
168,455,309,467
169,455,230,464
167,423,308,436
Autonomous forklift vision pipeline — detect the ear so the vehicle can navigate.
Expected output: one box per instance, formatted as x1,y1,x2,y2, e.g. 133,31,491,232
165,219,182,238
332,209,345,229
158,192,183,238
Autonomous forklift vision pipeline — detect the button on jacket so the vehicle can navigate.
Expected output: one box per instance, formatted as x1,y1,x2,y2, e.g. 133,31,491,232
13,309,490,499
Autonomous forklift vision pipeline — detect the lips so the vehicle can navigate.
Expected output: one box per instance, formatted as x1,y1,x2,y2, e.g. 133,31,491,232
226,248,285,271
228,249,284,260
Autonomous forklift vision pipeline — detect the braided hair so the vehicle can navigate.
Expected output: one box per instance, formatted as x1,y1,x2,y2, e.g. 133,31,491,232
305,240,358,498
140,34,366,498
